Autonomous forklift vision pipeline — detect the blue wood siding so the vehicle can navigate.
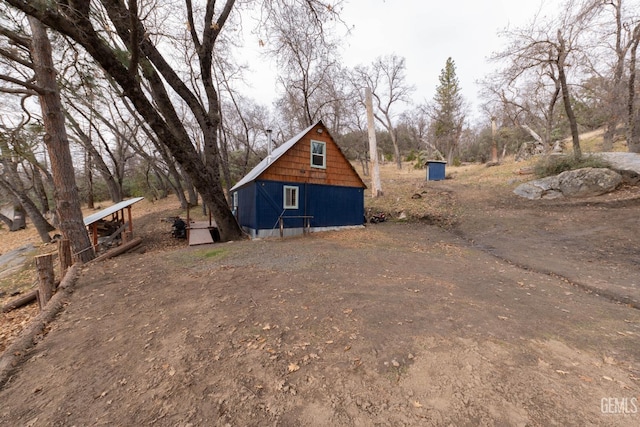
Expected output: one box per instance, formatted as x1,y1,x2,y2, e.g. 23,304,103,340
306,185,364,227
235,184,257,229
233,180,364,232
255,181,288,229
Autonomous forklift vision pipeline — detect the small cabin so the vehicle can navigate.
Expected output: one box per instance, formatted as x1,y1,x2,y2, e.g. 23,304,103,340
230,120,366,238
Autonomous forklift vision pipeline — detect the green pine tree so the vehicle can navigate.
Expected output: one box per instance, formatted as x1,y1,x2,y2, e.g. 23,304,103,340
432,57,465,163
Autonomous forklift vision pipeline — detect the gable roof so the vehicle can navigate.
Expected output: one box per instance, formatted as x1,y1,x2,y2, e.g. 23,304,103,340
231,120,364,192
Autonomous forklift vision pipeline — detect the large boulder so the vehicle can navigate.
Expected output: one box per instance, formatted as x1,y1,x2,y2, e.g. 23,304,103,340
514,167,622,200
513,175,562,200
593,152,640,184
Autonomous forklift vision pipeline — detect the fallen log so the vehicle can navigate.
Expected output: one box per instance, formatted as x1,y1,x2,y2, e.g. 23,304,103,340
91,237,142,263
1,290,37,313
0,263,81,388
516,167,535,175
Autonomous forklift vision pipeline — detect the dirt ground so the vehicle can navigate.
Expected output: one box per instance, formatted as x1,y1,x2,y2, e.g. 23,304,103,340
1,162,639,426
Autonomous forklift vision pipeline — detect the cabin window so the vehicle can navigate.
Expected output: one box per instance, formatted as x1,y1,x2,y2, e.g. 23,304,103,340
310,140,326,169
283,185,299,209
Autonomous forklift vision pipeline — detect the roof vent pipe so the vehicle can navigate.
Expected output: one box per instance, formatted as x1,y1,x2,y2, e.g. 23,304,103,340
266,129,273,165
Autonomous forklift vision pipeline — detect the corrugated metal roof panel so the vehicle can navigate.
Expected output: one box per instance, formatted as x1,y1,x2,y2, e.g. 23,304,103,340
83,197,145,226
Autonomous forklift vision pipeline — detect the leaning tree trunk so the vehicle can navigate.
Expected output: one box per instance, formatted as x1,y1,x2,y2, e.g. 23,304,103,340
29,17,94,263
13,193,54,240
604,1,628,152
142,125,189,208
86,150,94,209
66,113,123,203
557,31,582,161
389,127,402,170
0,167,54,242
544,77,561,149
12,0,244,241
30,165,51,215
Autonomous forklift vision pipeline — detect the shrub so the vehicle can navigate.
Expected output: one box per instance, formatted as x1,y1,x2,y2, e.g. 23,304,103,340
534,155,612,178
413,150,428,169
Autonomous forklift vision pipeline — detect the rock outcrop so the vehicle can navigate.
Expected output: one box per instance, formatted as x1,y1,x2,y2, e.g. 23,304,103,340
514,167,622,200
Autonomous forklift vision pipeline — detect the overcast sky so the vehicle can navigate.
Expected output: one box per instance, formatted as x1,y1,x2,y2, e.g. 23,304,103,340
241,0,560,125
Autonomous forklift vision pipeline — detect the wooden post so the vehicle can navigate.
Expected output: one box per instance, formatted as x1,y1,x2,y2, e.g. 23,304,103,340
58,238,72,279
365,87,383,197
35,254,55,310
122,230,132,244
126,207,133,234
91,222,98,247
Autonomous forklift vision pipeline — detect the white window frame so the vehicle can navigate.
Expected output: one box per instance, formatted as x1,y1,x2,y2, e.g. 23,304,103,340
283,185,299,209
310,140,326,169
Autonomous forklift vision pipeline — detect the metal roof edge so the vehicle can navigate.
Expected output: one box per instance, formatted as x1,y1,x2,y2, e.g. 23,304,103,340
83,197,145,226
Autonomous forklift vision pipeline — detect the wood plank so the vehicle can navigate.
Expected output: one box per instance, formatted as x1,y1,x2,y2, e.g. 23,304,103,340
188,228,214,246
189,220,215,229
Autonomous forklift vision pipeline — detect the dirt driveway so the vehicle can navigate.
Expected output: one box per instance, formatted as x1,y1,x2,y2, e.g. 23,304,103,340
1,177,639,426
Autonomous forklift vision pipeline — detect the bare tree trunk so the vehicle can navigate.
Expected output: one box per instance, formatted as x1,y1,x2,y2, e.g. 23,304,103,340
67,113,123,203
365,88,382,197
0,138,54,240
557,31,582,161
521,124,545,147
491,117,498,163
12,192,53,239
86,150,94,209
183,172,198,207
0,175,54,242
218,126,233,202
545,77,561,148
152,170,169,199
390,129,402,169
29,17,94,263
31,166,50,215
446,145,455,165
129,114,189,208
627,24,640,153
11,0,244,241
603,0,627,151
